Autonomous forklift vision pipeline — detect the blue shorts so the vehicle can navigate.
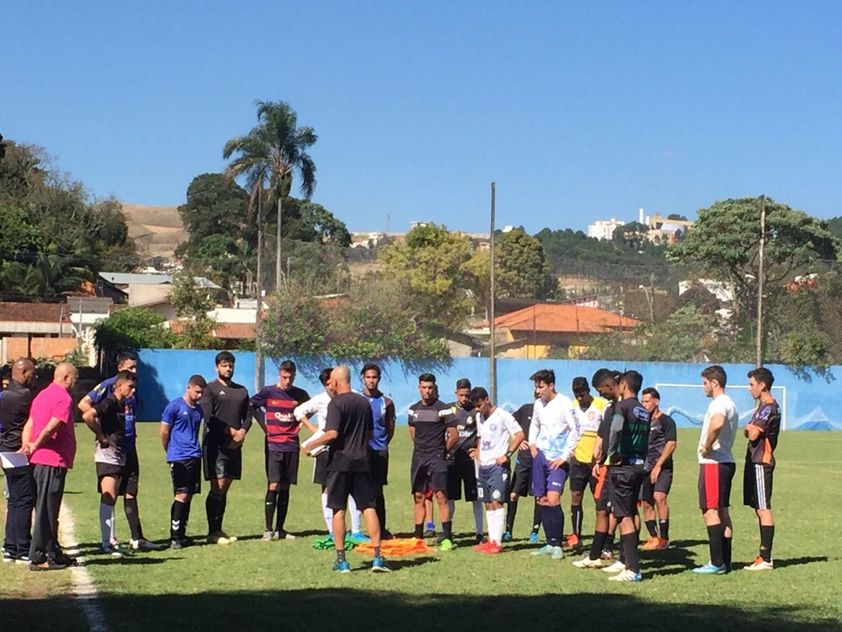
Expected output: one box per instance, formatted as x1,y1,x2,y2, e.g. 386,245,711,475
477,464,509,504
531,450,568,498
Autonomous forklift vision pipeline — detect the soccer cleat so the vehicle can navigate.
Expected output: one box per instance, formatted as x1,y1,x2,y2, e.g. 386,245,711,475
381,530,395,541
529,531,540,544
2,551,14,563
333,559,351,573
207,532,232,545
572,556,606,569
439,538,455,551
29,559,67,571
600,549,614,561
100,544,124,558
692,562,727,575
275,530,296,540
601,560,626,574
474,540,492,553
14,555,31,565
170,539,183,550
424,522,436,539
655,538,669,550
475,533,485,545
550,546,564,560
349,531,370,543
641,536,661,551
54,553,78,567
262,530,274,541
608,569,642,582
502,531,513,542
482,542,503,555
218,531,238,543
130,539,164,551
531,544,554,556
744,556,774,572
565,534,581,550
371,556,392,572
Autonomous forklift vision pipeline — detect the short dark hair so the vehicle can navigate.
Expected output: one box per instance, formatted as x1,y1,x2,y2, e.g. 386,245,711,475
215,351,235,366
279,360,297,373
594,369,621,388
114,370,136,385
530,369,555,385
702,365,727,388
456,378,471,390
572,376,589,393
188,374,207,388
361,363,381,378
747,367,775,390
319,367,334,386
116,350,138,366
620,370,643,395
419,373,436,384
591,368,610,389
641,387,661,400
469,386,489,403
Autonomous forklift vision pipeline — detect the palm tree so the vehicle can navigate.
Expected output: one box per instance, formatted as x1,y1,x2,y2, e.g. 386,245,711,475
223,100,317,389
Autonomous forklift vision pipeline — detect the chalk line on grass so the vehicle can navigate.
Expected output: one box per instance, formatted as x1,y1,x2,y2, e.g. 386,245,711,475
59,501,109,632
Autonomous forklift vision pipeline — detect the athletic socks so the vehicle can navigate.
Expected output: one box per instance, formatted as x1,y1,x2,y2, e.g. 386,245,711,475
645,519,658,538
658,519,669,540
124,497,143,541
264,491,278,531
375,495,387,532
183,497,192,535
414,523,424,539
723,535,733,570
348,494,362,533
621,532,640,573
336,549,346,562
706,523,725,567
505,498,518,532
541,505,563,546
320,492,333,534
588,531,609,561
571,504,583,537
100,503,115,546
171,500,187,540
472,501,484,536
604,532,615,555
486,507,505,544
442,520,453,540
759,525,774,561
275,489,290,533
531,501,542,534
205,492,223,534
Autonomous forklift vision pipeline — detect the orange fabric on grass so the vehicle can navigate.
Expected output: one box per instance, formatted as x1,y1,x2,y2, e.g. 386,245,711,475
354,538,432,556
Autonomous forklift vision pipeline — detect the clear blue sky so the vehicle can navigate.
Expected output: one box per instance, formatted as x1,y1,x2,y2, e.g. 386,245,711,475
4,2,842,233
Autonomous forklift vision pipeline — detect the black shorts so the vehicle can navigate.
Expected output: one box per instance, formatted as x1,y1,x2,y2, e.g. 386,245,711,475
641,467,673,502
326,471,376,510
170,458,201,495
569,457,596,495
265,448,299,485
447,450,478,501
509,456,532,497
369,449,389,486
313,451,330,486
96,462,128,496
203,441,243,481
593,465,611,512
410,454,448,494
743,461,774,511
698,462,736,510
609,465,645,519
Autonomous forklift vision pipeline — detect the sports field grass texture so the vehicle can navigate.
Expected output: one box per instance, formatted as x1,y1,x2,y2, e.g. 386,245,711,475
2,427,841,632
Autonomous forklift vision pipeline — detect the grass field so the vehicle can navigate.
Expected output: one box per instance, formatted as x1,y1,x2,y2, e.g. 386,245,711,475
2,426,841,631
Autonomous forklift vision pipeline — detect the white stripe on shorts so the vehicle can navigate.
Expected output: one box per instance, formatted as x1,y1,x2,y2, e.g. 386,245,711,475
755,464,767,511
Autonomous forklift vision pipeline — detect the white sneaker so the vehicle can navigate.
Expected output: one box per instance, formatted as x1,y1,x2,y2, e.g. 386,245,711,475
744,557,774,571
601,560,626,573
572,556,606,569
608,569,642,582
550,546,564,560
100,544,124,558
130,539,164,551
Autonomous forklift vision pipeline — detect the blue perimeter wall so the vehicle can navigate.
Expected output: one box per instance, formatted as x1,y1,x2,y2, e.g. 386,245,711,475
136,349,840,431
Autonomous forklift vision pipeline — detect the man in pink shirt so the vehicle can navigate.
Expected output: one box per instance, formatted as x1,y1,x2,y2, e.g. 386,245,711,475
20,362,78,570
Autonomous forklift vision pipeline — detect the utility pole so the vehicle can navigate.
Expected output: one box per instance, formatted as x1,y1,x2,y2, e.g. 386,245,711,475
755,195,766,367
489,182,497,402
255,189,265,391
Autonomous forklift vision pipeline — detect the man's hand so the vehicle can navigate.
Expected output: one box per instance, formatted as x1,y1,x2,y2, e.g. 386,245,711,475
468,448,479,461
518,441,529,451
650,464,661,485
549,457,566,470
591,463,601,478
529,444,538,458
97,435,110,448
495,455,508,466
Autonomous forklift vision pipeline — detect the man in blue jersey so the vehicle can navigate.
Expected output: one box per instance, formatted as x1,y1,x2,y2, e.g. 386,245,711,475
79,351,160,551
160,375,206,549
360,363,396,539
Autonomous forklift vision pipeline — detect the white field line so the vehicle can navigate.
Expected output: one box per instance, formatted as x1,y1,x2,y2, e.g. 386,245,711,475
59,501,109,632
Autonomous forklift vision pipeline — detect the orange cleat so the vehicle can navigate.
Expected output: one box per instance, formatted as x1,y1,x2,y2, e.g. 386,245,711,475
641,536,661,551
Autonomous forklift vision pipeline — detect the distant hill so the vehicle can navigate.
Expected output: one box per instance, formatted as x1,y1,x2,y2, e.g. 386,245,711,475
121,203,187,262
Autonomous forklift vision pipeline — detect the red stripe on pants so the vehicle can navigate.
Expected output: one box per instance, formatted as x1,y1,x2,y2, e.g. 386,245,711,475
704,463,719,509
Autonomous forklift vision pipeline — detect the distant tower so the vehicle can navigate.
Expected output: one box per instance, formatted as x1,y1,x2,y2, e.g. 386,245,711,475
639,208,645,225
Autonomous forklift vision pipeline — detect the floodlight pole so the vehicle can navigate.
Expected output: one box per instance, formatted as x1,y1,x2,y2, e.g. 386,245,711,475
755,195,766,368
489,182,497,402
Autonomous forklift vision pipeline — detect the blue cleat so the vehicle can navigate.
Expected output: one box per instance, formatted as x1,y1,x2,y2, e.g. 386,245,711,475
692,562,726,575
529,532,540,545
349,531,370,543
371,556,392,573
502,531,513,543
333,559,351,573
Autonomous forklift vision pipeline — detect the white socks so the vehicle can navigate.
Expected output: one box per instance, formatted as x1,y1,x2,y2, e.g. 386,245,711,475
100,503,115,547
320,492,333,534
486,507,506,544
473,501,485,535
348,495,362,533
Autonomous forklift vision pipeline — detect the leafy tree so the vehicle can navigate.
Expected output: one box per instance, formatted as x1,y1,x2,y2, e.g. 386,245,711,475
169,272,218,349
93,307,176,361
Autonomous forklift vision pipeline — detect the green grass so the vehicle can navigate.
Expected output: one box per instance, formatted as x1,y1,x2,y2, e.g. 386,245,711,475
3,427,842,631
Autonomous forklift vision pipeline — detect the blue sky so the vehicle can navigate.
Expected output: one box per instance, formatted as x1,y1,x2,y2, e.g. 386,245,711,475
4,2,841,233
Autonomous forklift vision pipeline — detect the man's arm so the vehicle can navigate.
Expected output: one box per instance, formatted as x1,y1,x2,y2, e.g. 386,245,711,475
701,413,725,456
302,429,338,452
19,417,33,451
502,430,525,465
384,399,396,443
23,417,63,455
82,407,108,446
607,411,624,461
249,390,268,434
160,423,171,452
445,426,459,452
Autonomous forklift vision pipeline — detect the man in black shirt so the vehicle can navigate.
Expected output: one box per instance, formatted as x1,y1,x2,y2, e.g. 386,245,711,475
504,390,542,543
201,352,251,545
0,358,37,563
445,378,484,544
304,365,390,573
640,387,677,550
409,373,457,550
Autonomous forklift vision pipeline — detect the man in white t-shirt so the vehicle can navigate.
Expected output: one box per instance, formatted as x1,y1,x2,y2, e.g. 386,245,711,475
469,387,524,554
692,365,739,575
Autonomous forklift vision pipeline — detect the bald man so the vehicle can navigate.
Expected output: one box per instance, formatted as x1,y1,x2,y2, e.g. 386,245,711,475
21,363,79,570
0,358,37,563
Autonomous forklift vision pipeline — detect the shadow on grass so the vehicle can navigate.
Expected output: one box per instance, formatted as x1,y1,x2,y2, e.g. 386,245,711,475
1,589,839,632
